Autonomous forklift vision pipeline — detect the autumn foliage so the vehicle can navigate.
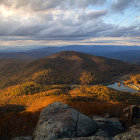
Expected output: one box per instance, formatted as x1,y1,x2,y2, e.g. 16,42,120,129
1,83,140,139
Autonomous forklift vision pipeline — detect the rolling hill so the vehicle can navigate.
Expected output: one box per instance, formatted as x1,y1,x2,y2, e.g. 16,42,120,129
0,59,27,75
0,51,139,89
0,59,28,88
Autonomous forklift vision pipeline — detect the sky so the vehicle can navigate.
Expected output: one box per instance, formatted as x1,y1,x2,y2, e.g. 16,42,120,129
0,0,140,50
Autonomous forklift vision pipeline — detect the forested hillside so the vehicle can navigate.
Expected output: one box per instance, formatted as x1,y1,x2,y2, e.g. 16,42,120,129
0,51,139,89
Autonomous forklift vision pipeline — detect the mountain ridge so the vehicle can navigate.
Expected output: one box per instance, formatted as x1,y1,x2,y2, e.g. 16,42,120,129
0,51,139,89
0,45,140,65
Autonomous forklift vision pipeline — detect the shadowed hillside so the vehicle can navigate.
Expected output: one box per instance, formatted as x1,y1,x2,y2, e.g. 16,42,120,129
0,59,28,88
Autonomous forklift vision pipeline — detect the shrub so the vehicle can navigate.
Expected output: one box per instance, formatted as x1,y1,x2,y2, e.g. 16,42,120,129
47,89,70,96
32,69,57,85
45,85,71,91
11,82,46,96
80,85,120,101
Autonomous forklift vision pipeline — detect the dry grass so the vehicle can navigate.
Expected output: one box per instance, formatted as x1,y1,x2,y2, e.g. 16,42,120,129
67,101,126,117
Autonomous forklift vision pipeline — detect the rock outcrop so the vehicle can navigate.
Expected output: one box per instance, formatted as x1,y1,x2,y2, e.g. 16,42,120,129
113,125,140,140
121,105,140,128
59,136,111,140
92,116,124,137
32,103,140,140
11,136,32,140
33,102,97,140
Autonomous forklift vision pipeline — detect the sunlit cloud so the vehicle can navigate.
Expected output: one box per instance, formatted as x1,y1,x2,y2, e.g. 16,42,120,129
136,17,140,20
0,0,139,50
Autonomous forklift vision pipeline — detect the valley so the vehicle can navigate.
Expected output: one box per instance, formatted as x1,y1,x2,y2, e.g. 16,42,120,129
0,51,139,89
1,1,140,139
0,51,140,139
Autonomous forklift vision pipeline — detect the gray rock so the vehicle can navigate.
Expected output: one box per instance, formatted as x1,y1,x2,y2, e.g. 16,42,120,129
33,102,97,140
121,105,140,128
113,127,140,140
59,136,111,140
92,116,107,122
92,116,124,138
11,136,32,140
102,113,112,119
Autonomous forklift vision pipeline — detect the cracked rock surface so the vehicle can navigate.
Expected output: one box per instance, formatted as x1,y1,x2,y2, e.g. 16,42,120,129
33,102,97,140
113,126,140,140
59,136,111,140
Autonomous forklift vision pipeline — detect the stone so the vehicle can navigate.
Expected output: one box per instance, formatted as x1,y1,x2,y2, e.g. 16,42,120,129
102,113,112,119
92,116,124,138
59,136,111,140
113,127,140,140
11,136,32,140
92,115,107,122
121,105,140,128
33,102,97,140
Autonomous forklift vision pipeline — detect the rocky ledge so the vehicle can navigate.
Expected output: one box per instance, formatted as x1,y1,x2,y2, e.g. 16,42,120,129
12,102,140,140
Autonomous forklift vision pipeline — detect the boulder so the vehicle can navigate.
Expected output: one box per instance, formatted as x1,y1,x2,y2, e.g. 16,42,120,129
92,116,124,138
59,136,111,140
102,113,112,119
11,136,32,140
121,105,140,128
113,127,140,140
33,102,97,140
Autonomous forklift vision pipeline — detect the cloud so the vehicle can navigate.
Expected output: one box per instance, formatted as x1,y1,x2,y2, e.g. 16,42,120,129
0,8,109,39
111,0,132,12
0,5,139,42
111,0,140,13
0,0,139,47
134,0,140,10
0,0,106,11
102,25,140,37
78,10,107,21
0,9,139,42
136,17,140,20
0,37,140,48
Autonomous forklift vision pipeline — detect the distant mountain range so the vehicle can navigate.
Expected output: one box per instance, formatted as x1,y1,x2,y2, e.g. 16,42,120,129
0,51,139,89
0,45,140,64
104,50,140,65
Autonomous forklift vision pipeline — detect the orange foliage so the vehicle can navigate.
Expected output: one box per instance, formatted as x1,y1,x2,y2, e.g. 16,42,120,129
0,111,39,140
0,85,136,139
67,101,126,117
